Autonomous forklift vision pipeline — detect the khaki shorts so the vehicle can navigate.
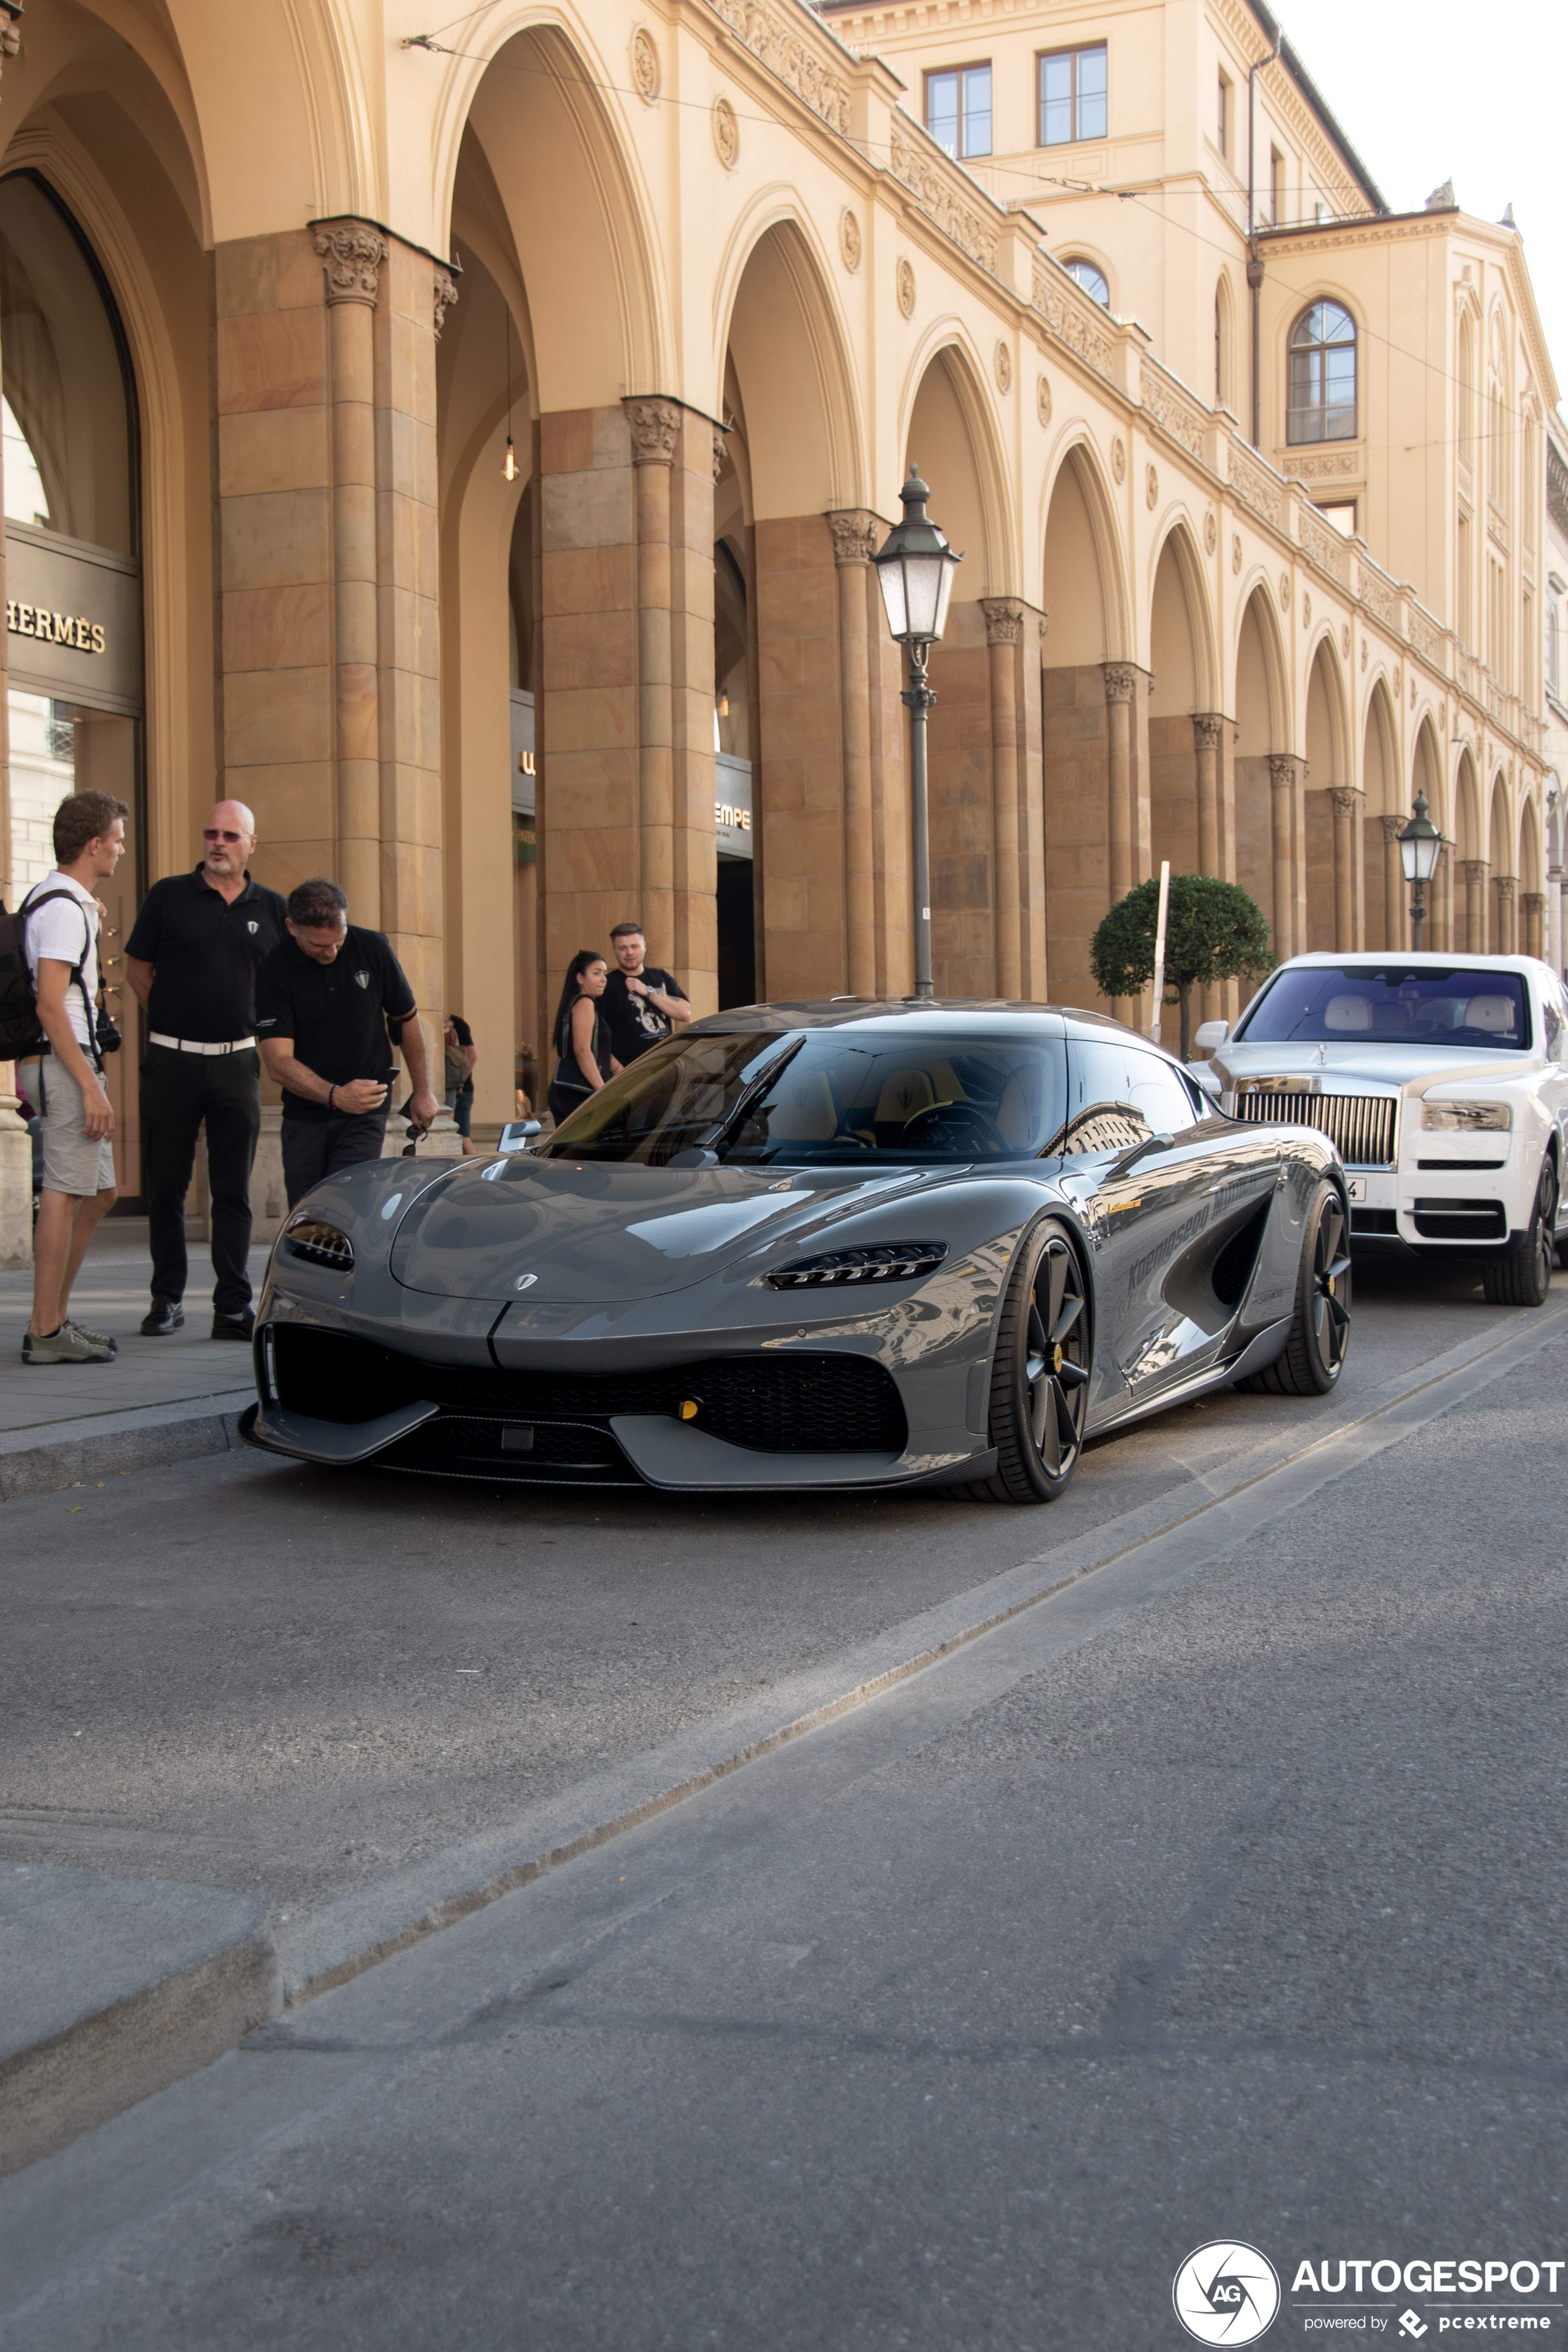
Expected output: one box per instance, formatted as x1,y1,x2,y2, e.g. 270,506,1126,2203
19,1058,118,1199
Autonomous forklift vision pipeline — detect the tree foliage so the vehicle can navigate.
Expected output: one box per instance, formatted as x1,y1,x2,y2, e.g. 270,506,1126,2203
1090,874,1272,1058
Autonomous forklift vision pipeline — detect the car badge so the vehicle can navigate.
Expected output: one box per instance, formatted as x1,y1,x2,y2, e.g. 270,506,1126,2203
514,1272,538,1292
355,968,369,988
1316,1041,1328,1066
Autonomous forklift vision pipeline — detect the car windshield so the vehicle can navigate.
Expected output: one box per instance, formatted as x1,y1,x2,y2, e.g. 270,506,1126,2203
536,1029,1069,1166
1237,965,1531,1051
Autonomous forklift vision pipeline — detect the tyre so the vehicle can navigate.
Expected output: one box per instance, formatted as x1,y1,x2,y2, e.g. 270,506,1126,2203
1483,1157,1556,1308
956,1220,1091,1504
1237,1177,1351,1396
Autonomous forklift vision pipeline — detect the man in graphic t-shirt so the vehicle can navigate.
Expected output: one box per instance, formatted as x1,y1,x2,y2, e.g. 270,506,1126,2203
601,922,691,1068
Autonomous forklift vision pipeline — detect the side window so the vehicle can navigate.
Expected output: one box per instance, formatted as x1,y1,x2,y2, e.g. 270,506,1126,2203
1122,1047,1201,1136
1546,985,1568,1063
1063,1039,1149,1153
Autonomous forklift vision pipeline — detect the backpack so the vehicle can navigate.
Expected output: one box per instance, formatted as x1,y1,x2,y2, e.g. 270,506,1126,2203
0,886,94,1061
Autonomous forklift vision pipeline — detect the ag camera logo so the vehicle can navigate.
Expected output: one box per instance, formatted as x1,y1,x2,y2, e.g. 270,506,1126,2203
1173,2242,1281,2344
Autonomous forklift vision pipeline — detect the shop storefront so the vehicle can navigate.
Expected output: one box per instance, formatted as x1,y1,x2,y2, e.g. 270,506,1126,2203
1,170,144,1197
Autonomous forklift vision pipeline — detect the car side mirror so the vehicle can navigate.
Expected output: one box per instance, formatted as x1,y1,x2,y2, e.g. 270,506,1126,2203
497,1120,541,1153
1193,1020,1230,1054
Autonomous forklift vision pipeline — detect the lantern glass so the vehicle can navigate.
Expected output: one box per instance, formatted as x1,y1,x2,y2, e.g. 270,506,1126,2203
873,467,962,648
875,555,909,643
1398,792,1441,885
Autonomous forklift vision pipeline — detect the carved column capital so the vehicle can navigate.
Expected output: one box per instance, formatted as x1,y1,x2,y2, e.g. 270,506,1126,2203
1379,813,1406,844
1268,753,1301,790
623,396,682,466
982,598,1025,647
0,0,21,80
312,220,387,306
712,429,730,483
825,509,880,567
1192,712,1225,752
1494,873,1517,903
1462,859,1490,886
1330,786,1361,816
1103,663,1138,705
1522,891,1546,914
433,266,460,341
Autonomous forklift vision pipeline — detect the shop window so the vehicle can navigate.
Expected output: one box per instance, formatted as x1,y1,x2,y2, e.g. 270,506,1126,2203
1039,44,1107,147
1288,301,1357,444
926,65,991,161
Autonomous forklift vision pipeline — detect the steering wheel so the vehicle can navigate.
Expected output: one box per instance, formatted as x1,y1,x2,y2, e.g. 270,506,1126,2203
898,1100,1009,1155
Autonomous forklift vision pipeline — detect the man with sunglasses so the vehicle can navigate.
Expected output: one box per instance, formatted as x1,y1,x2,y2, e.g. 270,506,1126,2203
124,801,286,1339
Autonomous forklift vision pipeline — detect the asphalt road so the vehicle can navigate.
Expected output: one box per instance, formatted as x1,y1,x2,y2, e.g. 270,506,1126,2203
2,1262,1567,2348
0,1261,1551,1922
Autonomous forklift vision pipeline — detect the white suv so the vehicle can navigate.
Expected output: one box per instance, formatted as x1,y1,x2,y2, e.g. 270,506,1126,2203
1191,952,1568,1305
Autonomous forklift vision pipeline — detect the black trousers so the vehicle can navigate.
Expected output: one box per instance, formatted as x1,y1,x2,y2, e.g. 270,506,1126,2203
281,1110,388,1208
142,1045,262,1316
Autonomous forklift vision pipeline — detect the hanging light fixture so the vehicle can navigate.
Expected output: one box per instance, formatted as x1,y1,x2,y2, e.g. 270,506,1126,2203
503,303,516,482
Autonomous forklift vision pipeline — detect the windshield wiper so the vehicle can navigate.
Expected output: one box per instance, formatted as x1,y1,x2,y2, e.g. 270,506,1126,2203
667,1037,806,1165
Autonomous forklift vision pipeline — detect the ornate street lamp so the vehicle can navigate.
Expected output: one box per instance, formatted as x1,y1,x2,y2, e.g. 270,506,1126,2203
873,467,962,999
1397,789,1441,949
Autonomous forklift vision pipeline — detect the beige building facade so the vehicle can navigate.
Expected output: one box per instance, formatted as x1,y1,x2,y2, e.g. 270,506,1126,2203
0,0,1558,1253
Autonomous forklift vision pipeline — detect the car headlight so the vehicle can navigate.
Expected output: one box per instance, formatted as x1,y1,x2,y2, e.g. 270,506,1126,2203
282,1215,355,1271
1420,1101,1512,1132
765,1241,947,1290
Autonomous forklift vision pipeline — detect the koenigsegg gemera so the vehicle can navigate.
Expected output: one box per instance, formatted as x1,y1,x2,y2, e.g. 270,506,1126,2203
242,1000,1352,1505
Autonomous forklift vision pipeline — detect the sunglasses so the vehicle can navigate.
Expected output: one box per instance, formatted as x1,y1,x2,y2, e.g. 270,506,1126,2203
202,829,248,844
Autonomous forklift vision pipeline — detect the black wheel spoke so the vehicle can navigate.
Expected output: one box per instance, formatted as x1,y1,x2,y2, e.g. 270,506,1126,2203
1056,1357,1091,1389
1027,1301,1049,1360
1050,1292,1084,1345
1036,1381,1062,1473
1325,1252,1353,1285
1052,1378,1078,1452
1046,1243,1068,1333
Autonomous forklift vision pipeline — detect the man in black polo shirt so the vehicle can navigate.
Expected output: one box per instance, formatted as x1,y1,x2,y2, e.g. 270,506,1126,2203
254,878,440,1208
125,799,287,1340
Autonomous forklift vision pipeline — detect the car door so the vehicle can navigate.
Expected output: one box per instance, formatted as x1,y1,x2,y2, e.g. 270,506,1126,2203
1538,979,1568,1231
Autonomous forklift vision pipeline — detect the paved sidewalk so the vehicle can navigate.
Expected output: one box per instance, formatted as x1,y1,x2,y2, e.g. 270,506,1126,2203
0,1221,262,1496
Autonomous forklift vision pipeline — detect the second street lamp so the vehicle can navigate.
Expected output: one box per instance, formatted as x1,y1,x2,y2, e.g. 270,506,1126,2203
873,467,962,1000
1397,789,1441,950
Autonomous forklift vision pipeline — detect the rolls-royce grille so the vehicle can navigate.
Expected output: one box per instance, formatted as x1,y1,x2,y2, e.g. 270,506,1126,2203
1234,1087,1397,1168
269,1325,907,1461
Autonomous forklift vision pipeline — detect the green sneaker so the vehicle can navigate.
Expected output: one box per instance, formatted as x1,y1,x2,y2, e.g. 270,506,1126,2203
65,1319,118,1356
22,1323,115,1365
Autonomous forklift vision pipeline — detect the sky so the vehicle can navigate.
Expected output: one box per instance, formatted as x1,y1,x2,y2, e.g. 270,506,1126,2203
1282,0,1567,404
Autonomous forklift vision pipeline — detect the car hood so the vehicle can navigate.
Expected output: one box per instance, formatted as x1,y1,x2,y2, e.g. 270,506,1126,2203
1212,1040,1541,1092
388,1158,938,1303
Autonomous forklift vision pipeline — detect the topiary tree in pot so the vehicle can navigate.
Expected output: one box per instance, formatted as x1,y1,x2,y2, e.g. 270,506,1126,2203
1090,874,1273,1060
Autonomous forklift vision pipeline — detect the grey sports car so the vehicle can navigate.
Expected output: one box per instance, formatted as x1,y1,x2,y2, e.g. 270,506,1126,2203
241,1002,1352,1505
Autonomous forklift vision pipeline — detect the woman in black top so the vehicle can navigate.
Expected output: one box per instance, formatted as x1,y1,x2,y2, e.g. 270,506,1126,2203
547,951,619,1128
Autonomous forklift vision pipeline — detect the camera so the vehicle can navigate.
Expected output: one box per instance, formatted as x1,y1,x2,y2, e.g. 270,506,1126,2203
94,1007,122,1057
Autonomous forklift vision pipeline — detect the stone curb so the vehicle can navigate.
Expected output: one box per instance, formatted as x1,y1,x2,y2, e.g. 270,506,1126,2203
0,1866,279,2178
0,1391,254,1500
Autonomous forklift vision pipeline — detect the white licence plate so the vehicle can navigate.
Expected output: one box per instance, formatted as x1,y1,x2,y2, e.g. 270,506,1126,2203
1345,1177,1367,1202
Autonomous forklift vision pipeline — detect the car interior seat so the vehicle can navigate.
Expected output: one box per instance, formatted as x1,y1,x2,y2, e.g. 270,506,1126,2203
1323,994,1373,1031
873,1068,936,1146
759,1070,840,1141
1462,994,1519,1038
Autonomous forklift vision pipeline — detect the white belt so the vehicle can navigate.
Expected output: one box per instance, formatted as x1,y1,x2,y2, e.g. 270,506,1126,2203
150,1033,256,1057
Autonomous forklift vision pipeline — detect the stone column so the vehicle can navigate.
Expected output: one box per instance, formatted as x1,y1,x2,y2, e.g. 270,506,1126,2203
1438,844,1454,953
625,398,679,963
827,511,880,998
1193,713,1224,878
1522,892,1545,961
1462,860,1489,955
983,599,1025,998
314,222,383,923
1493,873,1517,956
1328,788,1359,951
1103,664,1136,904
1268,755,1300,960
1379,814,1407,953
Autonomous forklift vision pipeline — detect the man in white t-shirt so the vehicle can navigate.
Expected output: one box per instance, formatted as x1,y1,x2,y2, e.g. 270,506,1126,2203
16,789,128,1365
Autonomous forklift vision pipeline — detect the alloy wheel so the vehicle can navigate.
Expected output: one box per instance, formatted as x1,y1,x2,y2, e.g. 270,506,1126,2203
1023,1234,1091,1478
1311,1192,1352,1376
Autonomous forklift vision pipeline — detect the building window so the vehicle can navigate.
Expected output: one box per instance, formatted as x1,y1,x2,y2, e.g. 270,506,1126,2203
1287,300,1357,443
1314,500,1357,537
1216,70,1231,161
1269,145,1285,225
926,65,992,160
1548,594,1561,701
1064,258,1111,308
1214,278,1232,406
1039,45,1107,147
1457,510,1472,645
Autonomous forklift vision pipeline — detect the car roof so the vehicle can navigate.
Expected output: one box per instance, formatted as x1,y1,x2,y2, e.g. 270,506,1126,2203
1271,952,1549,977
685,998,1151,1043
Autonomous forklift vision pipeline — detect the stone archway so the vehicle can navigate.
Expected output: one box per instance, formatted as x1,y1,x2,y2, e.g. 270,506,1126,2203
1039,441,1127,1009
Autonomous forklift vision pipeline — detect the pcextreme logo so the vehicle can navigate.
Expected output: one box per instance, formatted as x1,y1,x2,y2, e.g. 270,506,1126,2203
1174,2243,1282,2344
